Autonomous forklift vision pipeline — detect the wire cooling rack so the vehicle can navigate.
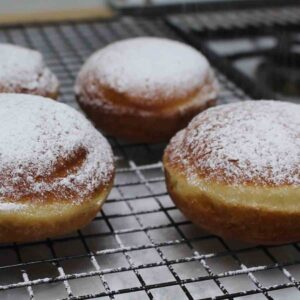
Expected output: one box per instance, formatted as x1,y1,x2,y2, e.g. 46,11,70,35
167,5,300,34
0,16,300,300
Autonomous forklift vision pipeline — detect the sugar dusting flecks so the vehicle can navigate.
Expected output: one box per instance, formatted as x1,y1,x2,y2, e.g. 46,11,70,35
169,100,300,186
0,44,58,95
75,37,210,101
0,94,114,202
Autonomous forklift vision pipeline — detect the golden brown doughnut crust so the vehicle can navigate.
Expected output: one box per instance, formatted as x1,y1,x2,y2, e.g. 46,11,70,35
163,101,300,244
164,167,300,245
0,44,59,99
75,37,218,143
0,94,114,242
0,86,59,100
0,182,113,243
76,86,216,143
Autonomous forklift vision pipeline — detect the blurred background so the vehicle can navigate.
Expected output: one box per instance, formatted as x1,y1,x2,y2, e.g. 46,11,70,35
0,0,111,23
2,0,298,104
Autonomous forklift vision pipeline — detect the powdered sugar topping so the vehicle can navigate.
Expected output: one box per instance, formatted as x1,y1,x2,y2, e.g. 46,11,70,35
75,37,210,101
0,44,58,96
0,94,114,202
169,100,300,186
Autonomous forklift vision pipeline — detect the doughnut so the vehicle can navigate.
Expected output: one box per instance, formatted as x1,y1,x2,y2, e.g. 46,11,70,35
163,100,300,245
0,94,114,242
75,37,218,143
0,44,59,99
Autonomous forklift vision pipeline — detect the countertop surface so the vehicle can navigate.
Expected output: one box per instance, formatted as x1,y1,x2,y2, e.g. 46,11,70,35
0,0,113,24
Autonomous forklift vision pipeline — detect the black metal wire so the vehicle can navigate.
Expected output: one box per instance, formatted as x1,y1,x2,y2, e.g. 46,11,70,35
166,6,300,101
0,16,299,300
109,0,300,17
167,5,300,34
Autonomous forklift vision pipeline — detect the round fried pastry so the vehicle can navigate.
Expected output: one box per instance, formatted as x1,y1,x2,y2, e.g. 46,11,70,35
75,37,218,143
0,94,114,242
0,44,59,99
164,100,300,244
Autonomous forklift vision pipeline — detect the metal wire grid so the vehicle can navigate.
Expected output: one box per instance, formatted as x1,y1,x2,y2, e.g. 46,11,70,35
167,5,300,33
167,7,300,101
0,16,299,300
